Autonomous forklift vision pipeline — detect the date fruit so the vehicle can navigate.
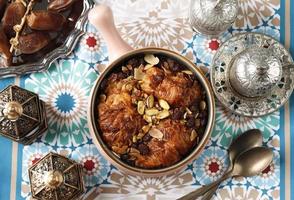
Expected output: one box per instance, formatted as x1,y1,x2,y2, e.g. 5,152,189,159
0,29,12,66
18,32,50,54
1,2,26,38
48,0,78,12
27,11,66,31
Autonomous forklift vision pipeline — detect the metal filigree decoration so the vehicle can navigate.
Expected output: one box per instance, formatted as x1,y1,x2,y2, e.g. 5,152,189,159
0,85,47,144
28,152,85,200
189,0,238,35
211,33,294,117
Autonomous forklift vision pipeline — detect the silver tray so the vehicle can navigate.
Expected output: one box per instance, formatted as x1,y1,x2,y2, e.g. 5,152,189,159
0,0,94,78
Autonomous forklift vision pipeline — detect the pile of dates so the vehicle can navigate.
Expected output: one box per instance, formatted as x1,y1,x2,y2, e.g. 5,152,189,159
0,0,83,66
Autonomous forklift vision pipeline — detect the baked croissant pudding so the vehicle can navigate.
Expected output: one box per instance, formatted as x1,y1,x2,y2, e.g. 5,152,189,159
98,54,208,169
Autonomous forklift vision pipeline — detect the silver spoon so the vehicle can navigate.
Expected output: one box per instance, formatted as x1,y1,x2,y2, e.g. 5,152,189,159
178,146,273,200
178,129,263,200
200,129,263,200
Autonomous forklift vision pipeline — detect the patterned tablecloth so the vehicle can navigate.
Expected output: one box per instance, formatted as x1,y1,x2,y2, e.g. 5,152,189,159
0,0,293,200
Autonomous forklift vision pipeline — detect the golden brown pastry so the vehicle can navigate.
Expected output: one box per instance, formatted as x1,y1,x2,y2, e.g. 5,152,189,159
98,54,208,169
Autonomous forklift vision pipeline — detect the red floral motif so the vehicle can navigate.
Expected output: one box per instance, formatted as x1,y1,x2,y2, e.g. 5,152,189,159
29,154,42,166
208,39,220,51
208,161,219,173
84,159,95,171
86,36,97,48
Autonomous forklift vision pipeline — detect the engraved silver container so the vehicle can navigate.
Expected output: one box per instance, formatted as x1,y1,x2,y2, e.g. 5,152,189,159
189,0,238,36
0,0,94,78
211,33,294,117
229,47,282,98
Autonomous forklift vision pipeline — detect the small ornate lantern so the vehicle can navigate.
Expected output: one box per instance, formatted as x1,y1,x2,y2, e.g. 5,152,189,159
28,152,85,200
0,85,47,144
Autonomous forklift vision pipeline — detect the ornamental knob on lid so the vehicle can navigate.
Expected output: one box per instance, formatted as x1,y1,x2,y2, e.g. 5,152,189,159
229,47,282,98
0,85,47,144
28,152,85,200
189,0,239,36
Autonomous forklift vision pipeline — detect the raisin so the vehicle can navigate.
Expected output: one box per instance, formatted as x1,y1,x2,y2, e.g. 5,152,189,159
171,107,185,120
138,143,149,155
142,134,151,142
187,117,195,128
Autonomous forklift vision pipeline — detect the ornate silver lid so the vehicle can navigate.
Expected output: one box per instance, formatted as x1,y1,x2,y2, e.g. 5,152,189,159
229,47,282,97
211,33,294,117
189,0,239,36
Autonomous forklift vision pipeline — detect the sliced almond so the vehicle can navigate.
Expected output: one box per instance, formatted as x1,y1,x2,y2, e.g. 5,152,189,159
159,99,170,110
183,112,188,119
145,108,159,116
182,70,193,75
157,110,170,119
126,64,133,70
137,132,146,140
190,130,198,141
200,101,206,111
144,54,160,65
134,68,145,80
149,127,163,139
146,95,154,108
186,107,192,115
143,115,152,123
99,94,106,102
144,64,154,70
137,101,145,115
122,66,128,73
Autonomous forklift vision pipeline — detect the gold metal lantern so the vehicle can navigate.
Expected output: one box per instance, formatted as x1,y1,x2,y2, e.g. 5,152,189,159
0,85,47,144
28,152,85,200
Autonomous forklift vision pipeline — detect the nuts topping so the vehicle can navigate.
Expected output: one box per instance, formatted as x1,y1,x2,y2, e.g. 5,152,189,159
134,68,145,80
143,115,152,123
137,143,150,155
146,95,154,108
190,130,198,141
159,99,170,110
182,70,193,75
149,127,163,140
137,101,145,115
144,64,154,70
145,108,159,116
156,110,170,119
200,101,206,111
144,54,160,65
142,124,151,133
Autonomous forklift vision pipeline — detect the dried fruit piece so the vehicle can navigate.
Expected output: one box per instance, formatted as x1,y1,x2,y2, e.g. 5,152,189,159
146,95,154,108
17,32,51,54
156,110,170,119
138,143,149,155
190,130,198,141
149,127,163,139
200,100,206,111
0,29,12,66
134,68,145,80
2,2,26,38
48,0,78,12
144,54,159,65
137,101,145,115
145,108,159,116
27,11,66,31
159,99,170,110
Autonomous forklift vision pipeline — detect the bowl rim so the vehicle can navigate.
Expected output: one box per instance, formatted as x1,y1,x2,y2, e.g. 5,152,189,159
87,47,215,176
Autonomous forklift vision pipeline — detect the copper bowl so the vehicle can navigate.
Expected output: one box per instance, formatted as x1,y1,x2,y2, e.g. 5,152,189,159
87,5,215,177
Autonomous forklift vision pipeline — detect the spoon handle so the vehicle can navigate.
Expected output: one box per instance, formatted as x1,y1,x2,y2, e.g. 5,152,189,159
202,186,217,200
177,171,232,200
